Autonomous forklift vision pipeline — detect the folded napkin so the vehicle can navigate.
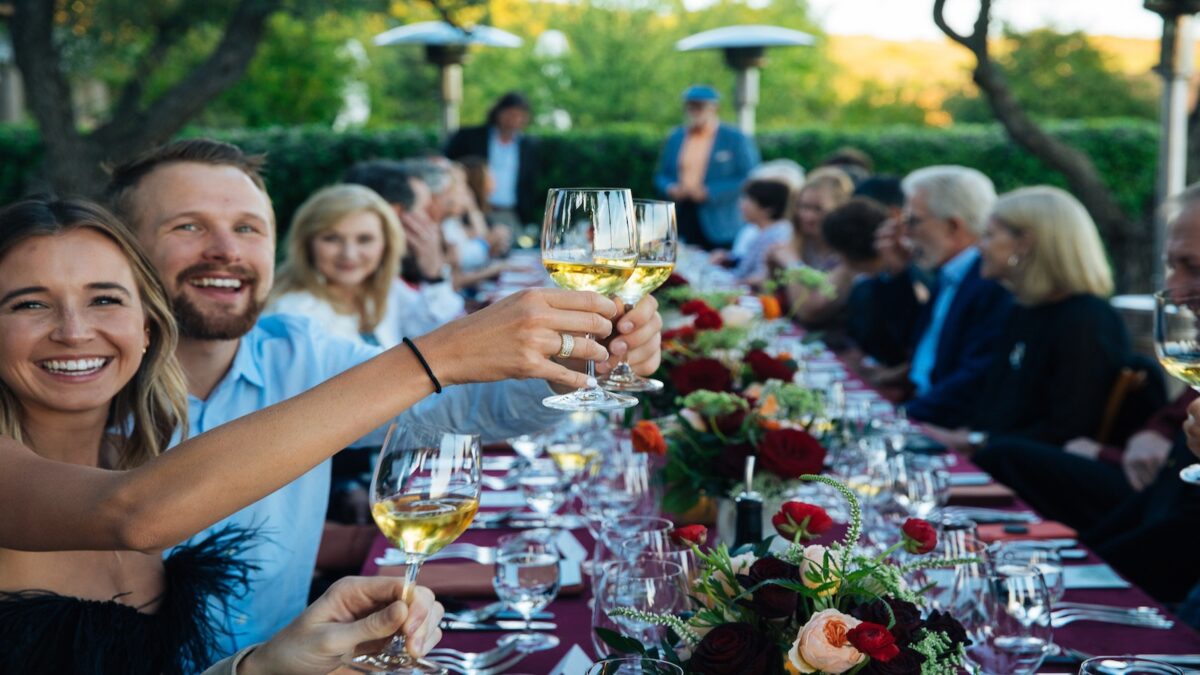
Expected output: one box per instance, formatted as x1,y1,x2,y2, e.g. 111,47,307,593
550,645,595,675
1063,563,1132,590
948,482,1015,507
977,520,1077,544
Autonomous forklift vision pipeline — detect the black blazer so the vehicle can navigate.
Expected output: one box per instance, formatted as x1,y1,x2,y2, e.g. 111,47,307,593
905,256,1014,427
444,125,540,225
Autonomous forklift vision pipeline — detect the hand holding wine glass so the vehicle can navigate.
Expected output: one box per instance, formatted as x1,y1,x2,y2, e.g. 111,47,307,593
541,188,640,411
347,423,481,675
1153,290,1200,483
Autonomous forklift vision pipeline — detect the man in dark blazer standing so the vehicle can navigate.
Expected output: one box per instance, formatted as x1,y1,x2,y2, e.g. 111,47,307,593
875,165,1013,428
445,92,540,228
653,85,760,249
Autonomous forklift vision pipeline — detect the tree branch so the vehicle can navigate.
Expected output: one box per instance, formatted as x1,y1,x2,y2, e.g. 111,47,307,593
11,0,82,148
106,6,197,127
92,0,282,156
932,0,971,49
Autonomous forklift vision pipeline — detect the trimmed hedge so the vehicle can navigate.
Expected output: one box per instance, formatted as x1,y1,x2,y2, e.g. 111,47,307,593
0,120,1159,287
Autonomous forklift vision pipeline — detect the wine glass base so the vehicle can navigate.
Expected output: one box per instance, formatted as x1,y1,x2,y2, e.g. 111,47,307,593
1180,463,1200,484
543,389,638,412
513,631,561,653
600,375,664,392
345,653,448,674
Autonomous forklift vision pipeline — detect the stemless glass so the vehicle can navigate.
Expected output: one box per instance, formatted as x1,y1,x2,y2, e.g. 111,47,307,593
962,566,1053,675
541,188,640,411
587,657,685,675
1153,289,1200,483
1079,657,1184,674
601,199,678,392
348,423,482,675
493,531,562,653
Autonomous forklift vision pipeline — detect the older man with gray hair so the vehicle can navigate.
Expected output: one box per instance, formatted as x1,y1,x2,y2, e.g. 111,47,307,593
876,165,1013,428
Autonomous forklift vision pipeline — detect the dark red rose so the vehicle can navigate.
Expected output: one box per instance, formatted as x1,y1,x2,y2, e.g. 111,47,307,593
713,407,748,436
860,647,927,675
660,272,689,289
631,420,667,455
670,358,733,395
671,524,708,547
746,556,801,619
847,622,900,663
757,428,825,479
693,308,724,330
662,325,697,342
681,299,715,316
771,501,833,540
901,518,937,554
745,349,797,383
851,598,923,645
924,610,970,650
689,622,783,675
716,442,754,477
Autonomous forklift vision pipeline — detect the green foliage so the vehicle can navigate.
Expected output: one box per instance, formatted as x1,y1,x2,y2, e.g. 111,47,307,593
944,28,1159,124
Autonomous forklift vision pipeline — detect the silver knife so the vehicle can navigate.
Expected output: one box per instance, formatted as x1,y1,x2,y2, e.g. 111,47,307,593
441,619,557,631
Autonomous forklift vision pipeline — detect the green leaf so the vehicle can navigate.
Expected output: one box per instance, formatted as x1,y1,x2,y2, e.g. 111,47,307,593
594,627,646,656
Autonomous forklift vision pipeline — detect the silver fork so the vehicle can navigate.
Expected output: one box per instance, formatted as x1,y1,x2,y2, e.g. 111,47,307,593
430,648,528,675
1054,601,1165,617
427,634,520,667
1050,609,1175,629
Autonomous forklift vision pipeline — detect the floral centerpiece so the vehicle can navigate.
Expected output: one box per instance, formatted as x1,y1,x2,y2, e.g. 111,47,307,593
597,476,973,674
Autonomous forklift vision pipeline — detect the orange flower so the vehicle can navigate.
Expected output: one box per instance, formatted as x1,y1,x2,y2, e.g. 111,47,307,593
759,418,783,431
631,420,667,455
759,392,781,417
760,294,783,320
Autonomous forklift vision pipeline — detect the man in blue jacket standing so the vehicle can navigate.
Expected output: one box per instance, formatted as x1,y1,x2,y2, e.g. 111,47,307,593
654,85,760,249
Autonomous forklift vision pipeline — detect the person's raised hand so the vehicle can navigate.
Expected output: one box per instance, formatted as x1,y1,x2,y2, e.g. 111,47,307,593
239,579,444,675
1122,430,1173,491
416,288,617,391
399,212,448,281
596,294,663,377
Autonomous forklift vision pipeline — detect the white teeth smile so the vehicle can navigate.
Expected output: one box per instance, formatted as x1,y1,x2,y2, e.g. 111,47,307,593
190,277,244,289
40,358,109,374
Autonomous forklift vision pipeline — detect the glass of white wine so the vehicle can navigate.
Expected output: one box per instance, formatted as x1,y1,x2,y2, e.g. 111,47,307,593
346,422,481,675
1154,289,1200,484
601,199,677,392
542,187,640,411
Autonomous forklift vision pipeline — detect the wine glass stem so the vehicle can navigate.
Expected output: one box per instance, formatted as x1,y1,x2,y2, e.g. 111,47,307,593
585,333,596,384
384,558,424,657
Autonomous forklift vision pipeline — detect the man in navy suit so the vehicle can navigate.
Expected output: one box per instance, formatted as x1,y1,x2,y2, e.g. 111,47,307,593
876,165,1013,428
653,85,760,249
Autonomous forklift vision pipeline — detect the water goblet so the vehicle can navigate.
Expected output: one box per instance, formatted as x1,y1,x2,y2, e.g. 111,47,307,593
493,531,562,653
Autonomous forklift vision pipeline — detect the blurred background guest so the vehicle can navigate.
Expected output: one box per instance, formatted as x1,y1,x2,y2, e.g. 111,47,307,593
445,91,539,230
817,146,874,186
853,175,905,219
724,178,794,285
654,84,760,249
771,167,854,272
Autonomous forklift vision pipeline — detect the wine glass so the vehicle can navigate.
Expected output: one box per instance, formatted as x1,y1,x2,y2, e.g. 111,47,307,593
962,565,1053,675
598,558,687,647
1153,289,1200,484
993,542,1065,604
493,531,562,653
601,199,677,392
587,657,684,675
1079,657,1184,674
580,452,652,540
541,187,640,411
346,423,482,675
517,459,571,523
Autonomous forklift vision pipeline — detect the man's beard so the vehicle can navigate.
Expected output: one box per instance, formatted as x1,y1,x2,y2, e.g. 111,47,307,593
172,263,264,340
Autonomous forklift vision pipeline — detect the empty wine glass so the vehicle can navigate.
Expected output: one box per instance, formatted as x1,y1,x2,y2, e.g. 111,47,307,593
597,559,686,647
602,199,677,392
541,188,639,411
508,430,550,462
1079,657,1184,674
347,423,481,674
962,565,1053,675
587,657,684,675
493,531,562,653
517,459,571,523
993,542,1065,604
597,515,674,567
1153,289,1200,484
580,452,652,539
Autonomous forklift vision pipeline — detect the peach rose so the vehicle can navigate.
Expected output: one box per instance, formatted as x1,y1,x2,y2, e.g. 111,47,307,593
798,545,842,595
788,609,865,674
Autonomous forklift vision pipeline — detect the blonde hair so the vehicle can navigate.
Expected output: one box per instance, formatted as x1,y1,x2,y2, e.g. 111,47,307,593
792,167,853,265
0,198,188,470
274,185,405,333
991,186,1113,305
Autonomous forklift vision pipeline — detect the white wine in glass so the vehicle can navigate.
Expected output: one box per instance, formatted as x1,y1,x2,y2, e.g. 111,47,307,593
541,187,640,411
1154,290,1200,484
346,422,481,675
602,199,677,392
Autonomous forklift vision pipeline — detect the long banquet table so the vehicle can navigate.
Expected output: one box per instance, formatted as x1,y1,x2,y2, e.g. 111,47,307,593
361,249,1200,673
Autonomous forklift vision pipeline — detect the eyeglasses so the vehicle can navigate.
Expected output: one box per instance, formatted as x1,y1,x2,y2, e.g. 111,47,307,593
902,211,928,229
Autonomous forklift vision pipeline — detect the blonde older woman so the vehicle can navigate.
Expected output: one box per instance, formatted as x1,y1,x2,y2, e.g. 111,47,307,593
268,184,462,348
925,186,1132,454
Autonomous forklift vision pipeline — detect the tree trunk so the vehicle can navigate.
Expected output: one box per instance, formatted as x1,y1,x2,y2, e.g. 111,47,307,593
10,0,280,198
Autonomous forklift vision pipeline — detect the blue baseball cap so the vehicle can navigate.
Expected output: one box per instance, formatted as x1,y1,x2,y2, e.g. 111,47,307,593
682,85,720,103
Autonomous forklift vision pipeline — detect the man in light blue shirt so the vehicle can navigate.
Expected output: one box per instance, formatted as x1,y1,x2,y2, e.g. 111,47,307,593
106,139,664,661
908,246,979,394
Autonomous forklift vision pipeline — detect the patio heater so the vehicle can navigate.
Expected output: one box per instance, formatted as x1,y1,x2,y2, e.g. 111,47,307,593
675,25,814,136
374,21,523,137
1146,0,1200,286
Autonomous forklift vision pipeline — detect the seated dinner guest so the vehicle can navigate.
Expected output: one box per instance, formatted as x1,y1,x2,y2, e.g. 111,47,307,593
100,138,665,662
925,186,1132,453
0,198,539,673
268,184,449,347
725,178,793,285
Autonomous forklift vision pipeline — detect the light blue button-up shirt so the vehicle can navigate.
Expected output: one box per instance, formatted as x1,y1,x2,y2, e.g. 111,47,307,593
174,314,564,661
488,128,520,209
909,246,980,395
